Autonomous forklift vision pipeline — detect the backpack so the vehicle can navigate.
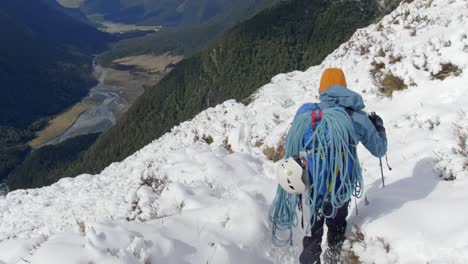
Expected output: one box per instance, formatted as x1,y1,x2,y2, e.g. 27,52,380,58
269,103,363,246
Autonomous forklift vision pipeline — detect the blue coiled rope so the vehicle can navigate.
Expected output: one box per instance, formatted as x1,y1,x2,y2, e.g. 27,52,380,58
269,107,364,246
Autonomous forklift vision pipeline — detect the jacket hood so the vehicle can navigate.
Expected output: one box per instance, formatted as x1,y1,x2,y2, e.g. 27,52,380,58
318,85,365,111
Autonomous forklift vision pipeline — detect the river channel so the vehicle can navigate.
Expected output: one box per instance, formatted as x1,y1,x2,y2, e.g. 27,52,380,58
42,68,128,146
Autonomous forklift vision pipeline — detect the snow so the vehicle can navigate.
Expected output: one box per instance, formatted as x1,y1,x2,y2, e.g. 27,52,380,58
1,0,468,262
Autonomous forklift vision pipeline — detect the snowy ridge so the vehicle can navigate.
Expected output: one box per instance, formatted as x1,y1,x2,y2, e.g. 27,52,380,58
1,0,468,262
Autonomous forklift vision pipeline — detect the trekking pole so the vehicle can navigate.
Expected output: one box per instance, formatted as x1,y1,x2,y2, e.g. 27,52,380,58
370,112,389,187
379,157,385,187
379,154,392,187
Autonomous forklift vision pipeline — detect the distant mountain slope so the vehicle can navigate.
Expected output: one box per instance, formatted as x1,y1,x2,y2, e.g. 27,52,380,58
0,0,112,127
0,0,112,180
97,0,280,65
80,0,278,28
43,0,92,24
10,0,393,189
1,0,110,53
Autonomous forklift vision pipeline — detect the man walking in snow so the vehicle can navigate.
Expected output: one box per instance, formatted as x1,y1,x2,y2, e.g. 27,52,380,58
298,68,388,264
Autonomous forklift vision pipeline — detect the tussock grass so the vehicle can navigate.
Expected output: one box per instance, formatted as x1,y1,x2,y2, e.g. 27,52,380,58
432,63,462,80
381,74,407,96
342,226,365,264
263,138,285,162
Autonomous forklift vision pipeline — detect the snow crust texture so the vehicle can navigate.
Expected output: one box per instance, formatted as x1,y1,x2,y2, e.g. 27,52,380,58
1,0,468,262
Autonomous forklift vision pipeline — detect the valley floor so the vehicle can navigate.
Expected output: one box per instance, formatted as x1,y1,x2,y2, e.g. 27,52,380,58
30,54,182,148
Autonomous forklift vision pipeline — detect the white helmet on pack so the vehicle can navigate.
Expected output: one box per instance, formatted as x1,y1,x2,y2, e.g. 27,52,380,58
276,157,306,194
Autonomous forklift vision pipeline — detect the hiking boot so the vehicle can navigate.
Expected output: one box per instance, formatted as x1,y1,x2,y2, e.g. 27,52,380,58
322,246,341,264
299,235,323,264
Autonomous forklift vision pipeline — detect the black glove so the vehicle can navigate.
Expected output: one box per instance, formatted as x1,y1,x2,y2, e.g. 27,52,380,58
368,112,385,133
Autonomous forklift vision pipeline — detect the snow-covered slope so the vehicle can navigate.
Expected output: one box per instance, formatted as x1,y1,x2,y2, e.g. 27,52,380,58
1,0,468,262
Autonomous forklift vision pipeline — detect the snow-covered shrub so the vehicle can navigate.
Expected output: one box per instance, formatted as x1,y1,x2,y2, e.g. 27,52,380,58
342,225,366,264
431,63,462,80
141,174,166,191
454,126,468,157
376,23,385,31
434,114,468,180
125,171,168,221
222,137,234,153
201,134,214,145
341,225,397,264
193,132,215,145
76,220,86,235
254,139,264,148
370,61,386,81
388,54,402,64
396,113,441,131
425,116,441,131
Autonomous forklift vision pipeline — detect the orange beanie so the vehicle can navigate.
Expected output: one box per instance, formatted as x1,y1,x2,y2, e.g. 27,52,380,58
319,68,347,94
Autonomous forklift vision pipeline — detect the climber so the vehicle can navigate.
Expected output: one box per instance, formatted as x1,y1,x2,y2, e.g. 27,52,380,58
269,68,387,264
299,68,387,264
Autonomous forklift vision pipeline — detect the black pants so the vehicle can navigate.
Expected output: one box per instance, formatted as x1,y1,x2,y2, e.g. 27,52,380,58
299,202,349,264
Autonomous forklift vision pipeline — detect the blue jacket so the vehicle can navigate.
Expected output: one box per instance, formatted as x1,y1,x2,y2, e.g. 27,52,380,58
296,85,387,158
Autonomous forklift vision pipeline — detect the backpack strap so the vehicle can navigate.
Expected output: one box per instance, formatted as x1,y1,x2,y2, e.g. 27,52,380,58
311,109,323,129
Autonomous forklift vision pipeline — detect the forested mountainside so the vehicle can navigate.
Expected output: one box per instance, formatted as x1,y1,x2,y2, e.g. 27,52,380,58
0,0,112,181
95,0,281,65
8,134,100,189
8,0,398,190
